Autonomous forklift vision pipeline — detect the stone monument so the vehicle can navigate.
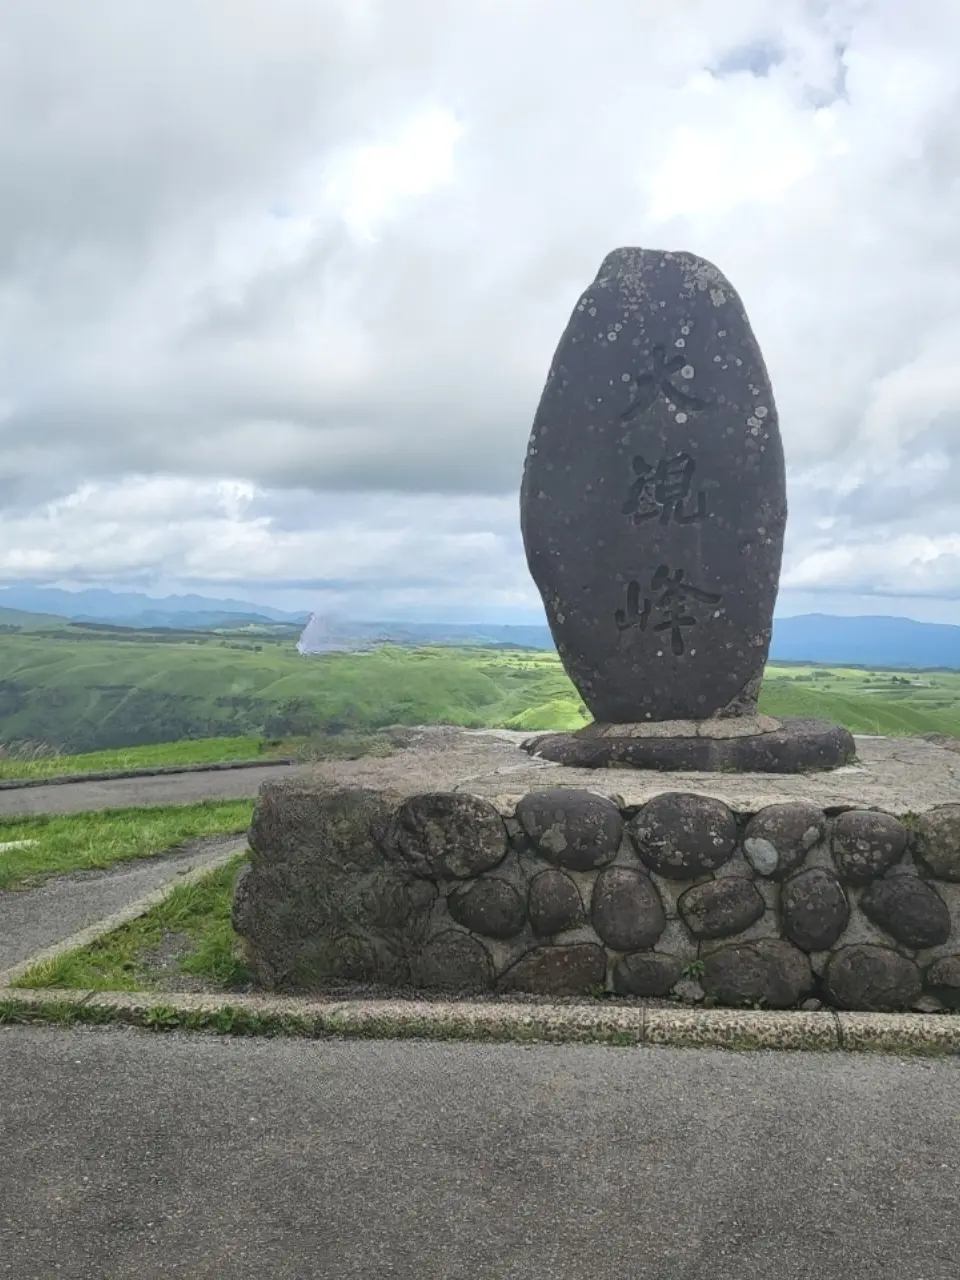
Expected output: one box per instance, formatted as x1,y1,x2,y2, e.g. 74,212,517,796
520,247,855,772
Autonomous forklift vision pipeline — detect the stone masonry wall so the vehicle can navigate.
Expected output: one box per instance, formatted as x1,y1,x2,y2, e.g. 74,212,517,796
232,779,960,1013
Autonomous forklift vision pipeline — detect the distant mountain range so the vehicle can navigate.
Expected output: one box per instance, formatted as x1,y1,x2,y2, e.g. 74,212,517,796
770,614,960,669
0,585,309,629
299,612,960,668
295,614,555,653
0,584,958,668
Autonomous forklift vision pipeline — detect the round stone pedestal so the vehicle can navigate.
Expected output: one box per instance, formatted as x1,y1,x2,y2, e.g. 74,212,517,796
521,717,856,773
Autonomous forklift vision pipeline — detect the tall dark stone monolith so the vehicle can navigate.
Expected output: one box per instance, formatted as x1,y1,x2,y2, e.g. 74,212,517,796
520,247,854,773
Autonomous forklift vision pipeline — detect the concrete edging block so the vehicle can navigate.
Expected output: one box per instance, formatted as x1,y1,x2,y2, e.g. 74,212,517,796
3,984,959,1054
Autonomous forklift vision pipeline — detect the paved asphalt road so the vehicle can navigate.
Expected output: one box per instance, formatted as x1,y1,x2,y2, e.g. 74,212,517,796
2,1028,959,1279
0,763,301,817
0,837,246,972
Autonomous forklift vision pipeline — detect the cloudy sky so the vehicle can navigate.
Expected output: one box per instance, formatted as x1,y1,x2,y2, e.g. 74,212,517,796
1,0,959,624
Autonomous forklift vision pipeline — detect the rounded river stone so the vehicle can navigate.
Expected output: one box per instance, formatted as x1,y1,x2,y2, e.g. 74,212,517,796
926,955,960,1010
515,788,622,870
612,952,685,997
528,869,585,937
249,781,398,868
390,792,507,880
358,873,438,932
520,246,786,722
629,792,737,879
701,940,812,1009
781,867,849,952
498,944,606,996
859,877,951,950
677,878,765,940
413,931,494,993
743,802,826,878
914,805,960,882
830,810,907,886
448,877,527,940
824,944,921,1012
591,867,666,951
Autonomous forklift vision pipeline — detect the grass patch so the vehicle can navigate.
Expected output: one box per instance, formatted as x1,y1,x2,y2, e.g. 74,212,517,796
0,735,298,781
12,854,250,990
290,730,397,762
0,801,252,891
761,664,960,737
0,729,397,781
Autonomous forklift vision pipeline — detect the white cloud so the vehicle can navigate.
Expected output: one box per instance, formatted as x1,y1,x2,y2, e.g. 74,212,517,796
0,477,537,618
0,0,959,621
324,107,464,240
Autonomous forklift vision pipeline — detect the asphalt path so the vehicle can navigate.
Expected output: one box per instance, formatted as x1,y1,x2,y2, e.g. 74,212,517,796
0,763,301,816
2,744,959,1279
2,1028,959,1279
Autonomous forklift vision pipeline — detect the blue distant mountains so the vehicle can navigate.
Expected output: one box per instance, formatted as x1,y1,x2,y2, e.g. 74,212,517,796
297,612,960,668
295,614,556,653
770,614,960,670
0,584,958,669
0,585,309,629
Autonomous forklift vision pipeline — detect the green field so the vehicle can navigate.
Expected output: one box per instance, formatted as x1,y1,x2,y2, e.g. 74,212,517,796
0,607,69,633
760,665,960,737
0,630,585,752
0,735,296,780
1,622,959,754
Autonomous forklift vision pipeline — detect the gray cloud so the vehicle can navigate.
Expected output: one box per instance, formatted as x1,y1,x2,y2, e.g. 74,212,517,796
1,0,959,619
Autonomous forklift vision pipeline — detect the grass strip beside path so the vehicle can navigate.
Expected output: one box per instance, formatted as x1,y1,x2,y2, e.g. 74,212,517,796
11,854,250,991
0,735,296,781
0,730,397,783
0,802,253,891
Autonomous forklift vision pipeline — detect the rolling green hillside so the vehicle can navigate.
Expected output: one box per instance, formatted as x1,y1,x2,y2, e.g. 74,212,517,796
0,631,585,751
0,606,70,632
1,624,958,752
760,666,960,737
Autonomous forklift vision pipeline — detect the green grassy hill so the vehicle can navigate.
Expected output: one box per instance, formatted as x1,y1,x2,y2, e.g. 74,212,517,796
0,606,70,632
760,666,960,737
1,622,959,753
0,631,586,751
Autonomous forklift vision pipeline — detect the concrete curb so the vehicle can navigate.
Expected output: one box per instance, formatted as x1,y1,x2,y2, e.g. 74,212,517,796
0,758,297,791
1,984,958,1054
0,841,248,986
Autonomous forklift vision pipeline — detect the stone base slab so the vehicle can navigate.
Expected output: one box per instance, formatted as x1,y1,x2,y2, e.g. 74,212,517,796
522,718,856,773
263,726,957,817
576,715,784,740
